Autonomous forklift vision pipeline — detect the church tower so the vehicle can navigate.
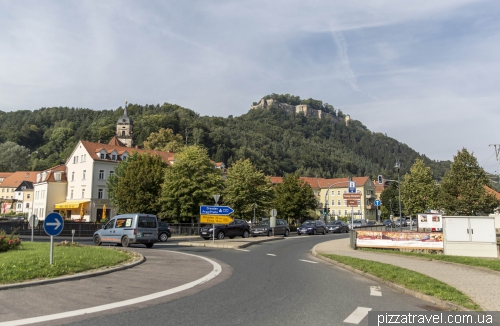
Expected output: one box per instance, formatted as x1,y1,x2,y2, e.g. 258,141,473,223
116,100,133,147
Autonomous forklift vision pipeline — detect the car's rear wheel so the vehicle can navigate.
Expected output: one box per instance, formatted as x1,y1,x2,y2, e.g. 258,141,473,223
203,237,210,240
121,236,130,247
93,235,101,246
217,231,225,240
284,229,290,237
159,232,169,242
322,228,325,235
242,230,249,238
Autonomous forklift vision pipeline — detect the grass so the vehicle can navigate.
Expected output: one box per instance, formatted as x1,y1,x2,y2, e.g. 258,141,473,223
0,242,133,284
359,248,500,272
322,253,481,311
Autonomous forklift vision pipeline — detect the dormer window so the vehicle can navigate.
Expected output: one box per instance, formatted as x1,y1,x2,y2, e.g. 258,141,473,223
112,154,117,161
100,153,105,159
37,174,41,183
54,172,61,181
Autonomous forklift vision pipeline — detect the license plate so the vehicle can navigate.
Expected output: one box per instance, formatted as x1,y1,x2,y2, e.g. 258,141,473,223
144,233,151,237
202,232,207,234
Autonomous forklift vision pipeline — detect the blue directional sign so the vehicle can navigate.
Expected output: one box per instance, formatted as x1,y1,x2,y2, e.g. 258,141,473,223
374,199,381,207
200,205,234,215
44,212,64,236
348,181,356,193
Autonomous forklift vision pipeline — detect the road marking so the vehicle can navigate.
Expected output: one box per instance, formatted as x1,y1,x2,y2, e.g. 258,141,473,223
299,259,318,264
343,307,372,324
370,286,382,296
235,249,250,252
0,251,222,326
267,253,276,256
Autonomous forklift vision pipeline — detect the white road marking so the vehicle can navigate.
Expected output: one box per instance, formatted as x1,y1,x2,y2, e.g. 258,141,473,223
370,286,382,296
0,251,222,326
343,307,372,324
235,249,250,252
299,259,318,264
267,253,276,256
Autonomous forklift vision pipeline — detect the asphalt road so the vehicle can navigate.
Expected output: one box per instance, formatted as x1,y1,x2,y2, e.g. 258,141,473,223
55,233,435,326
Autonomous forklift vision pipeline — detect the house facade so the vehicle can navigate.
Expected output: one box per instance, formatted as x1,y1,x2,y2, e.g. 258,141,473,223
0,171,38,214
32,164,68,220
13,181,34,215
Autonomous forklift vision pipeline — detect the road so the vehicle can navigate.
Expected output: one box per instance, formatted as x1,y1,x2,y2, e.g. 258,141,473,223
48,233,435,326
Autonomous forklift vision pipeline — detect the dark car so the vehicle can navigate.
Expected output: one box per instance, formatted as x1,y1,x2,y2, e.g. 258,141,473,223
366,221,377,226
382,219,394,227
200,219,250,240
326,220,349,233
251,219,290,237
297,220,327,235
395,218,407,227
158,221,172,242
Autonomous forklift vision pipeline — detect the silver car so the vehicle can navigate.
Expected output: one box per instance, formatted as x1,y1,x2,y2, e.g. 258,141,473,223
93,213,159,248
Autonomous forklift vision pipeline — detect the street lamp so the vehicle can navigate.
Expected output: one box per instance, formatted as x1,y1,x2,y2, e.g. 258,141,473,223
323,180,351,225
395,161,403,232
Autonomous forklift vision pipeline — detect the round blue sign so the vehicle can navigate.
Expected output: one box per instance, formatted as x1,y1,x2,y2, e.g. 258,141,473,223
374,199,381,207
43,212,64,236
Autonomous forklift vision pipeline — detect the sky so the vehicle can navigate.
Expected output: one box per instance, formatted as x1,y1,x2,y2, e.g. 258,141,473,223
1,0,499,174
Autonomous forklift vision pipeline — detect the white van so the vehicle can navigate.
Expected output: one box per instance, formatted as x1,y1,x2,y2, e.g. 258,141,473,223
93,213,159,248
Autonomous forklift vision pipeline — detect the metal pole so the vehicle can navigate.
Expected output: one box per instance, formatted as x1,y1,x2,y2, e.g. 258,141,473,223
397,165,403,232
50,236,54,265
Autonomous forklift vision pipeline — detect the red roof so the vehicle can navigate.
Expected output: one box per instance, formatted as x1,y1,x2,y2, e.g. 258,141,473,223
269,176,371,188
0,171,39,188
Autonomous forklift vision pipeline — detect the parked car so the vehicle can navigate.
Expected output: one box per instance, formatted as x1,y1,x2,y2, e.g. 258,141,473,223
366,221,377,226
406,218,416,226
297,220,327,235
93,213,158,248
158,221,172,242
251,219,290,237
351,219,367,228
382,219,394,227
326,221,349,233
200,219,250,240
394,218,407,227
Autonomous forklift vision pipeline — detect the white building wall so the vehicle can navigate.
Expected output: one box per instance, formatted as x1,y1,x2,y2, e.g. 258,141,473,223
33,183,49,220
66,143,94,220
91,161,118,221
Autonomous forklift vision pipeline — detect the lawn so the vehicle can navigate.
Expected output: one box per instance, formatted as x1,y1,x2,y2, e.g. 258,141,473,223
322,253,481,311
359,248,500,272
0,242,134,284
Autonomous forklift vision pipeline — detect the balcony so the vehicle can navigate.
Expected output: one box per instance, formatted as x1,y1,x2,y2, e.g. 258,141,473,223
365,193,377,199
366,204,374,210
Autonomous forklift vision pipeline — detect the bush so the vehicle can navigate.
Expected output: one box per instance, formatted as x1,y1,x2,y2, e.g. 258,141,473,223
0,229,21,253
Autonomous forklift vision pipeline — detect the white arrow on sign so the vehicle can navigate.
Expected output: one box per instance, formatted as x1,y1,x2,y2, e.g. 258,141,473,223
46,219,61,229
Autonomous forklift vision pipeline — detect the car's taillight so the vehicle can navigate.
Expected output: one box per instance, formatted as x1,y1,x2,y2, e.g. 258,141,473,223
133,228,137,235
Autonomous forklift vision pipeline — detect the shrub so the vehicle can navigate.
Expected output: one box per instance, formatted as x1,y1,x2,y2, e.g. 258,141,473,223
0,229,21,253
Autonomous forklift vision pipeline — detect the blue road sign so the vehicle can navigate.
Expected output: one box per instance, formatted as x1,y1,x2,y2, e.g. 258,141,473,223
374,199,381,207
348,181,356,193
44,212,64,236
200,205,234,215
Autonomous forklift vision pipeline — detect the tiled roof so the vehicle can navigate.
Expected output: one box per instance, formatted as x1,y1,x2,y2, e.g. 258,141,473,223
0,172,14,179
485,186,500,201
0,171,39,188
107,136,126,147
80,141,176,165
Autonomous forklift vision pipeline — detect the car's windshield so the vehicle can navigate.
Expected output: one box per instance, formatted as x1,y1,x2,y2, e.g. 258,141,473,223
327,221,341,225
301,221,315,226
255,221,270,226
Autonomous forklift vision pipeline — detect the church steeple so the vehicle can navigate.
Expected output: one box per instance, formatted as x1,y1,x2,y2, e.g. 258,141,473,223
116,99,133,147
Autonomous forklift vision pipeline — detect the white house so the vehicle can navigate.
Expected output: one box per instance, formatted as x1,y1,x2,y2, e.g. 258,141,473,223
32,164,68,220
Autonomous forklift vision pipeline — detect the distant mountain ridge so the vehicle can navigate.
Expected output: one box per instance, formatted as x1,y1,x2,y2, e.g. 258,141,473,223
0,94,451,180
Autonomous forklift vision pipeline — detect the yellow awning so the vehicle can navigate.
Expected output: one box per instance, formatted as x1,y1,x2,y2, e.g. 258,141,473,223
55,201,89,209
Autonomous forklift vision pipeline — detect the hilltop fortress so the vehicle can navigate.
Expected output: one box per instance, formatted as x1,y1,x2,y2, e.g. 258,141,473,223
250,98,349,125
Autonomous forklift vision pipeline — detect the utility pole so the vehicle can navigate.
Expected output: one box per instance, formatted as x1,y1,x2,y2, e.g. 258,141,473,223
489,144,500,184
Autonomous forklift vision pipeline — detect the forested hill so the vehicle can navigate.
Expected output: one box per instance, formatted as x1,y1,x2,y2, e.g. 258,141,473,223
0,99,450,180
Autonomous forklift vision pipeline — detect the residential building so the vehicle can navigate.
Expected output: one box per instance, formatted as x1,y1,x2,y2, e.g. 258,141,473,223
14,181,34,215
0,172,14,184
0,171,38,214
32,164,68,220
269,176,377,221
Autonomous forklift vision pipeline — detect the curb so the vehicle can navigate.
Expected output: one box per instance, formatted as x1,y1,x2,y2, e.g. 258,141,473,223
0,247,145,291
311,245,472,312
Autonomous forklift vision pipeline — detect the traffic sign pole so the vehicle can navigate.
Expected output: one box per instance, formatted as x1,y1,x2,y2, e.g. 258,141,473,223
50,236,54,265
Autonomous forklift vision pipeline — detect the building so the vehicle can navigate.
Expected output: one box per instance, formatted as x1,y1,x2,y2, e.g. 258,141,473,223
13,181,34,215
116,100,133,148
0,172,14,184
0,171,39,214
269,176,377,221
32,164,68,220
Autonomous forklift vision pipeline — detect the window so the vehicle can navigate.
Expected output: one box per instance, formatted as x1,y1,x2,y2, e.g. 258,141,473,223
337,190,340,196
73,156,78,164
337,200,341,205
27,194,30,199
54,172,61,181
100,153,105,159
344,200,347,206
109,170,114,178
331,200,335,206
18,203,21,209
331,190,334,195
345,210,348,215
123,156,128,161
81,155,84,162
82,189,85,198
71,172,75,181
111,154,117,161
98,189,103,199
338,210,341,215
358,210,361,214
26,203,29,208
116,218,132,228
358,200,361,206
343,190,347,194
70,190,73,199
83,170,86,180
121,130,125,136
98,170,105,180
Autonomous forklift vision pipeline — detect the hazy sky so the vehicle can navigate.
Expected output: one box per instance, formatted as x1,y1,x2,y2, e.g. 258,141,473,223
1,1,499,174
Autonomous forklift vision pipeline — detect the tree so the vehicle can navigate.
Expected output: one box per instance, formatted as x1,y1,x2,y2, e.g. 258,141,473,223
106,152,168,215
222,159,274,220
0,141,30,171
401,159,439,216
160,145,223,222
438,148,499,215
380,182,401,218
272,173,318,223
143,128,184,152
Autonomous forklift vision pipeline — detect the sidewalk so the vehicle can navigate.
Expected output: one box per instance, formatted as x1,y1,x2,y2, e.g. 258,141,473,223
313,238,500,311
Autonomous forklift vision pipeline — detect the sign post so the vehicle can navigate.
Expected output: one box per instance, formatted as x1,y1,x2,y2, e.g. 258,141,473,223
270,209,277,236
199,201,234,243
43,212,64,265
374,199,381,223
29,214,38,242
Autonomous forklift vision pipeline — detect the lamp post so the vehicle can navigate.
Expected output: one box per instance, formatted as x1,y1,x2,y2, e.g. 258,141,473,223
253,203,257,224
395,161,403,232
